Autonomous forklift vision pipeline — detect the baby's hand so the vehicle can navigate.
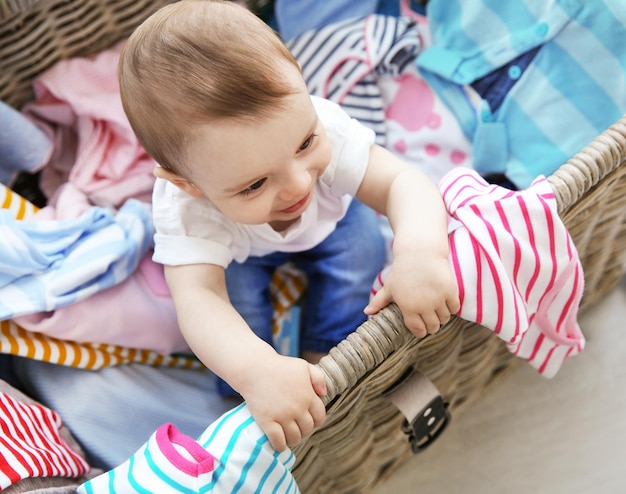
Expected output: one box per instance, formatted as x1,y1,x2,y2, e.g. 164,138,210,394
239,355,327,451
364,252,460,338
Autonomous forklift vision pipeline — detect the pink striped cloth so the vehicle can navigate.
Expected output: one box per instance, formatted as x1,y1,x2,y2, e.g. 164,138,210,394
0,391,90,489
374,168,585,377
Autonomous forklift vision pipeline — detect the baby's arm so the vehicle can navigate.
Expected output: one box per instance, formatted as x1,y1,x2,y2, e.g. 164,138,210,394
163,263,327,451
358,144,460,337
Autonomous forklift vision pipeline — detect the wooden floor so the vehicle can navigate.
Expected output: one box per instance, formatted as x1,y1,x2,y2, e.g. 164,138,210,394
372,276,626,494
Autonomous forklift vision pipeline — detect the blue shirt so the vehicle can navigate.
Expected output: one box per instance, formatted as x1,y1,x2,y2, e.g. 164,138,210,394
416,0,626,188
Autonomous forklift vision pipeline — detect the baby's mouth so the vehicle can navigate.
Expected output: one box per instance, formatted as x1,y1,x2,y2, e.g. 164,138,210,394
278,192,311,214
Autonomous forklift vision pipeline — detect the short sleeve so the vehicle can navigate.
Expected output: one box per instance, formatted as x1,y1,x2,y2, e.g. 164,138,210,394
151,177,235,268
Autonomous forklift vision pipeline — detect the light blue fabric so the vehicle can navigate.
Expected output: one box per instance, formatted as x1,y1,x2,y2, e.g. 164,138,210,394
0,100,51,187
416,0,626,188
0,199,153,320
274,0,379,41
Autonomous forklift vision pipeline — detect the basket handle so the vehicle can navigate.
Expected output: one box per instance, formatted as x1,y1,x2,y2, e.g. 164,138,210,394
316,303,410,405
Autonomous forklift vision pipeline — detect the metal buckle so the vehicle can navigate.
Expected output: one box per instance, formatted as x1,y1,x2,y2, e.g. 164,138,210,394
383,367,451,454
401,394,451,453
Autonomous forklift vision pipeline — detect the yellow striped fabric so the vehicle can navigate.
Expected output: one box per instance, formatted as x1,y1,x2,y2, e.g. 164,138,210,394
0,320,203,369
1,183,38,218
271,263,307,337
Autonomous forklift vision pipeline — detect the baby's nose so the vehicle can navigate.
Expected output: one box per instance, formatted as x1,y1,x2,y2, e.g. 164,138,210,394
280,170,310,201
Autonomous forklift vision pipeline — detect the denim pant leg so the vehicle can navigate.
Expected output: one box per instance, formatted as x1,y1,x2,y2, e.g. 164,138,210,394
295,199,386,353
222,251,291,396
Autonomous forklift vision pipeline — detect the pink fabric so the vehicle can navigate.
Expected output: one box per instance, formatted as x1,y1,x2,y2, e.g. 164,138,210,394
22,41,156,208
12,254,187,354
379,62,473,185
373,168,585,377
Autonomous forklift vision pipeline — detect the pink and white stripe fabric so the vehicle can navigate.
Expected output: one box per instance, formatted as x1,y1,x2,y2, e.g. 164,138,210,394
374,168,585,377
0,392,90,489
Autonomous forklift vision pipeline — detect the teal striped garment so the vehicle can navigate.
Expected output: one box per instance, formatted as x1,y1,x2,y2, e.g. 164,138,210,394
78,403,300,493
416,0,626,188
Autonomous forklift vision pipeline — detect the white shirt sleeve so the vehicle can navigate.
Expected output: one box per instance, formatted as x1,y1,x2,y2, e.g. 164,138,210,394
151,178,235,267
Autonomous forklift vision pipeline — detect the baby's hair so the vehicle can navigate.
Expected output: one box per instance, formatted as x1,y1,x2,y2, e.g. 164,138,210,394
119,0,300,176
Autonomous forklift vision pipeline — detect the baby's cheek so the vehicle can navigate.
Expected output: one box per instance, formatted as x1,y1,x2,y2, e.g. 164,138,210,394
318,137,333,172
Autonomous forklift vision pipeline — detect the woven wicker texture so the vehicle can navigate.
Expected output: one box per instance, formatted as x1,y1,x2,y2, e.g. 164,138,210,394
300,115,626,492
2,1,626,493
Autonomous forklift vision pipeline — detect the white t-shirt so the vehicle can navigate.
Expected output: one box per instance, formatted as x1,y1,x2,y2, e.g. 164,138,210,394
152,96,376,268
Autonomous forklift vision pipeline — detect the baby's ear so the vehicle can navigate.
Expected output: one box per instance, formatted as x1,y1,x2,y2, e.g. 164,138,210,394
154,167,204,198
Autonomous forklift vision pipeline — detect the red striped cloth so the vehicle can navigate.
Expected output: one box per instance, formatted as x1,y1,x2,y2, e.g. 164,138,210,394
0,392,90,489
374,168,585,377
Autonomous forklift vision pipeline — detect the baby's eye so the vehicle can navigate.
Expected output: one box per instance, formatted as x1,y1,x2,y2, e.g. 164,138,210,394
240,178,267,196
298,134,317,153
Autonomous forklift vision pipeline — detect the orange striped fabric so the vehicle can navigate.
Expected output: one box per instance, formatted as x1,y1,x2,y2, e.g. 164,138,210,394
1,183,38,219
0,320,203,370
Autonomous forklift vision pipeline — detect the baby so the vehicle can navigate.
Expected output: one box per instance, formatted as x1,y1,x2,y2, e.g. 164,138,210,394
119,0,459,452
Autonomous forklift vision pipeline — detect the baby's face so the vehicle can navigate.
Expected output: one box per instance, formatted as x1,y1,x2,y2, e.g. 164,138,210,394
183,64,332,231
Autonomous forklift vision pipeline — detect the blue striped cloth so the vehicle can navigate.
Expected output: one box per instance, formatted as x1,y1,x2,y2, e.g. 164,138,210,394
0,199,153,320
416,0,626,188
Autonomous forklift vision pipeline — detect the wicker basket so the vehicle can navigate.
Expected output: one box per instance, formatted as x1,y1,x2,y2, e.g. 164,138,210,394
2,1,626,493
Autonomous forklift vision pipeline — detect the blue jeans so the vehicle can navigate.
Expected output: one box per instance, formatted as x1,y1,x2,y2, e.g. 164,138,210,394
225,199,386,355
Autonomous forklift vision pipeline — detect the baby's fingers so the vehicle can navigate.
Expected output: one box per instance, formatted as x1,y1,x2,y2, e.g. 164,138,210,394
436,306,452,325
402,312,428,338
309,395,326,428
447,295,461,315
264,422,287,452
403,309,444,338
422,311,442,334
283,420,303,448
364,284,392,316
308,364,327,398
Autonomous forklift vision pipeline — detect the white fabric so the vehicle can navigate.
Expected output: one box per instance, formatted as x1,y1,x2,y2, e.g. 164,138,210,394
152,96,375,268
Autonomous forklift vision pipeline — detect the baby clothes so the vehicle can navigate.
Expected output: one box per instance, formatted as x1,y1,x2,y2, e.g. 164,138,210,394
77,423,214,493
0,100,52,188
287,13,473,190
0,198,153,320
287,15,422,146
0,390,90,489
22,41,156,208
373,168,585,377
78,403,299,493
